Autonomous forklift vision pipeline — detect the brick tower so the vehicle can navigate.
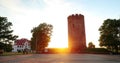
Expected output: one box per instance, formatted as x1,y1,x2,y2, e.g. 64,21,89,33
68,14,86,52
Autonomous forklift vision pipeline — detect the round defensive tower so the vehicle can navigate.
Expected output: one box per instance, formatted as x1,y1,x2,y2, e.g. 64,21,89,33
68,14,86,52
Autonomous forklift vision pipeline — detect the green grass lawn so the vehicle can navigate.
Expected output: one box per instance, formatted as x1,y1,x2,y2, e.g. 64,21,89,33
0,52,23,56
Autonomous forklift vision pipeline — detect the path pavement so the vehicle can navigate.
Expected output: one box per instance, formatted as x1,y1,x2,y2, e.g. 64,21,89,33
0,54,120,63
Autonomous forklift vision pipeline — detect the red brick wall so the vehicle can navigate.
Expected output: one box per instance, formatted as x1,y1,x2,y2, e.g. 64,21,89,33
68,14,86,52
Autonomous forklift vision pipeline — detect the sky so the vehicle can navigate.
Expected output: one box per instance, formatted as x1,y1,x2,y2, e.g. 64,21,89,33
0,0,120,48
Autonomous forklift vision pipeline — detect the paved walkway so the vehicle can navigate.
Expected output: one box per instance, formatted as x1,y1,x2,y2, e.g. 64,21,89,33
0,54,120,63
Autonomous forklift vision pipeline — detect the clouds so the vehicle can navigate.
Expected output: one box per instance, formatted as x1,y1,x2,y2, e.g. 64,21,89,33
0,0,99,47
1,0,116,47
44,0,69,6
0,0,43,15
0,0,73,47
0,0,23,14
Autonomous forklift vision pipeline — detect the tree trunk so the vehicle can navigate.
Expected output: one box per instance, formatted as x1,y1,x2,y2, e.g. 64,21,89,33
115,46,118,54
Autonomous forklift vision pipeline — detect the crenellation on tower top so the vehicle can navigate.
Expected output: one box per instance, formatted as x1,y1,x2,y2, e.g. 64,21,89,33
68,14,84,19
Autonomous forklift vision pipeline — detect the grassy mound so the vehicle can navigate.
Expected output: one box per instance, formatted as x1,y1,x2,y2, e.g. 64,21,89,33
84,48,109,54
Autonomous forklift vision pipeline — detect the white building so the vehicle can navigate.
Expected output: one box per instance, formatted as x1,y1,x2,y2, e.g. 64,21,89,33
12,38,31,52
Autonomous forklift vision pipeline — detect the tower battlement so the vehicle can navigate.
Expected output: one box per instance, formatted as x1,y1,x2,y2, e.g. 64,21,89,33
68,14,84,20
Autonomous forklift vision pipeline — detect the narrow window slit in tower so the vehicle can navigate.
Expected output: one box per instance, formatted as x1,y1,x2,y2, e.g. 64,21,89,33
73,24,74,28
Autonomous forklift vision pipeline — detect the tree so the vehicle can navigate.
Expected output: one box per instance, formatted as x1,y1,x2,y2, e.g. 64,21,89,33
0,42,4,50
0,16,18,52
88,42,95,48
99,19,120,53
31,23,53,53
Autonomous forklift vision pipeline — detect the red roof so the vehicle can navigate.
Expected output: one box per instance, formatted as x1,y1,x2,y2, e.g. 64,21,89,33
15,38,29,45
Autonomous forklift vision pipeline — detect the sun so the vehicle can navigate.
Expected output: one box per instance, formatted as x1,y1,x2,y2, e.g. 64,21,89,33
48,41,68,48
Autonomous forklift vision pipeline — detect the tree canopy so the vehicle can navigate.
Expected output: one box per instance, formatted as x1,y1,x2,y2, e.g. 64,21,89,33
0,16,18,51
31,23,53,53
99,19,120,53
88,42,95,48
